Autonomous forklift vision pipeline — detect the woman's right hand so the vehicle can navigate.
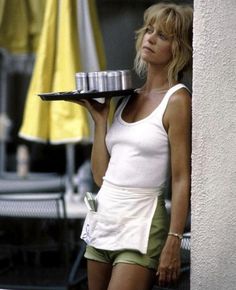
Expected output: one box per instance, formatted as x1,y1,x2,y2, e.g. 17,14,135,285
71,98,111,125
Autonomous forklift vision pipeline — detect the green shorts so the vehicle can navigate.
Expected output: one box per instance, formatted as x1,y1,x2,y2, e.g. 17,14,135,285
84,195,169,270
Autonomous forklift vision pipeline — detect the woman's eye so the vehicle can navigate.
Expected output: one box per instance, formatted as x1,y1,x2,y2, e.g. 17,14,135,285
157,32,168,41
145,26,154,34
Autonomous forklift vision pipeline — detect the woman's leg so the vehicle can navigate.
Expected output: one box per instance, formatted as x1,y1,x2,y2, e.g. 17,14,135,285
87,259,113,290
107,263,155,290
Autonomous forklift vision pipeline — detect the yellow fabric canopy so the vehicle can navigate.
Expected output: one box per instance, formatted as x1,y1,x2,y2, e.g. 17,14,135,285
0,0,46,53
19,0,106,144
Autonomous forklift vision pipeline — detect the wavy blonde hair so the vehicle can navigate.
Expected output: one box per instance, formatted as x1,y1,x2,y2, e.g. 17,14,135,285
134,2,193,85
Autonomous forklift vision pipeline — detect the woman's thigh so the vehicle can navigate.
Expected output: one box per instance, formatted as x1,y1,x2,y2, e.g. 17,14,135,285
87,259,113,290
108,263,155,290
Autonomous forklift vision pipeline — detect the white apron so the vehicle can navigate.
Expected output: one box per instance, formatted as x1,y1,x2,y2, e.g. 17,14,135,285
80,181,164,254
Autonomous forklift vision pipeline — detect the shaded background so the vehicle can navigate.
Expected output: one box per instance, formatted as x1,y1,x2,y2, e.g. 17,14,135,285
0,0,193,176
0,1,193,289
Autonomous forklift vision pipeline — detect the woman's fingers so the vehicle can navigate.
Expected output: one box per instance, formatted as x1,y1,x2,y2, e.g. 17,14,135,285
158,269,167,286
156,264,180,286
65,99,87,106
166,267,173,284
65,97,112,124
171,269,178,283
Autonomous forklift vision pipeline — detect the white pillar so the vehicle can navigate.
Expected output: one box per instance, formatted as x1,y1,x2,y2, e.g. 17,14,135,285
192,0,236,289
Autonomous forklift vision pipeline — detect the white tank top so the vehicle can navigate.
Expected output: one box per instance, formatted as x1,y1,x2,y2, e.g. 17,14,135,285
103,83,188,188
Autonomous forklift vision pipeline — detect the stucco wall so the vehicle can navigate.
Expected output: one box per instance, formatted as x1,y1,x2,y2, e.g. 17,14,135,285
192,0,236,289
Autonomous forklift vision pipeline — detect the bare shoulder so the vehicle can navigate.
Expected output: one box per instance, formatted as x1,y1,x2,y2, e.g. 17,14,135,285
169,87,191,108
164,88,191,129
167,88,191,117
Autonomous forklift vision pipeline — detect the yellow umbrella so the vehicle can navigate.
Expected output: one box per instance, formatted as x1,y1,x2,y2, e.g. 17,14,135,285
48,0,90,144
19,0,106,144
0,0,46,53
19,0,56,142
18,0,107,194
76,0,106,72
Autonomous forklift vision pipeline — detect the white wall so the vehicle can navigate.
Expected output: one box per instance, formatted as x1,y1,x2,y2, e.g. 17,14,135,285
192,0,236,289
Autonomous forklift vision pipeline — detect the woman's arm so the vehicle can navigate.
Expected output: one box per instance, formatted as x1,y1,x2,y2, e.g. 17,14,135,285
157,89,192,286
91,120,110,187
73,98,111,187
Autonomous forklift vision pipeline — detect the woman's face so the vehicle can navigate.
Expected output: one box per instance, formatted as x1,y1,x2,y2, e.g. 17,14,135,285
141,24,173,67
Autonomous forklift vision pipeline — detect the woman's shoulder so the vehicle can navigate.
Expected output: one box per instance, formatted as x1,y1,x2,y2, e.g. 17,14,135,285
169,84,191,105
165,85,191,121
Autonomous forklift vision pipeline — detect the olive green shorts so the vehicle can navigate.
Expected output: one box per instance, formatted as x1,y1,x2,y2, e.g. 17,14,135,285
84,195,169,270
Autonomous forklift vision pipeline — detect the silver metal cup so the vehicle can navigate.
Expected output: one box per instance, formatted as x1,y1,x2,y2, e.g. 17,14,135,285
120,70,132,89
75,72,88,92
88,72,98,91
107,71,121,91
97,71,108,92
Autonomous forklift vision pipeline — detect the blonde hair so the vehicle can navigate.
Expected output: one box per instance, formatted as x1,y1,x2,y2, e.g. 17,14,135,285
134,2,193,85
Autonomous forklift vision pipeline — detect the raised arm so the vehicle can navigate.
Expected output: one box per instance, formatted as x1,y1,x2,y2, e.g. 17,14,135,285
158,88,192,286
91,115,110,187
75,98,111,187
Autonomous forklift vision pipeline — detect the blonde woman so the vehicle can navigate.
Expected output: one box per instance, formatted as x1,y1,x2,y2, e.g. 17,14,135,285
78,3,193,289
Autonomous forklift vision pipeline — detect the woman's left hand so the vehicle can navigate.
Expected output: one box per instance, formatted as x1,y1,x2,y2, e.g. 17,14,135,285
156,237,181,286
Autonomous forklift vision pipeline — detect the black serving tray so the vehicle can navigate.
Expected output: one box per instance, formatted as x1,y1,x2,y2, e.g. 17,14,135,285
38,88,137,101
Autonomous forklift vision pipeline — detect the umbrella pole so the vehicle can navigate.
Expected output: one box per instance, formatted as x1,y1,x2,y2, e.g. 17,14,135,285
65,143,75,198
0,49,10,176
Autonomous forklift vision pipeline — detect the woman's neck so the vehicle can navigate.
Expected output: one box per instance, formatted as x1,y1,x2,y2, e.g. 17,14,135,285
143,73,170,93
140,64,178,94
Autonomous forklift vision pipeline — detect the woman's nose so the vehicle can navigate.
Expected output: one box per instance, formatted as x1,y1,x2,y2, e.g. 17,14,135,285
147,32,156,44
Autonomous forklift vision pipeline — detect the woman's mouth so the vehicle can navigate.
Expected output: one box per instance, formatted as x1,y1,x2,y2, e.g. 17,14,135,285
142,46,154,53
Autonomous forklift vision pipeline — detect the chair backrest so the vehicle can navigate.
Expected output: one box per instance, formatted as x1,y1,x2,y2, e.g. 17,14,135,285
0,192,71,289
0,192,66,218
181,232,191,266
0,175,66,193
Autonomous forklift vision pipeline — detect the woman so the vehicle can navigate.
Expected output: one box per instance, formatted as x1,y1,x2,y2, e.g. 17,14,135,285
78,3,193,290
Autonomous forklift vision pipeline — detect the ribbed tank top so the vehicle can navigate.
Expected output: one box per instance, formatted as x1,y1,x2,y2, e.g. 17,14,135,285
103,83,188,188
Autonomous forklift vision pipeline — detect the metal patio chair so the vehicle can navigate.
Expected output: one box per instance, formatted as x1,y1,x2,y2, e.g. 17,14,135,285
0,192,87,290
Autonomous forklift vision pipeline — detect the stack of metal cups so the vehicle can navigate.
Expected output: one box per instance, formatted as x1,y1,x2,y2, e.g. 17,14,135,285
75,70,132,92
120,70,133,90
75,72,88,92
